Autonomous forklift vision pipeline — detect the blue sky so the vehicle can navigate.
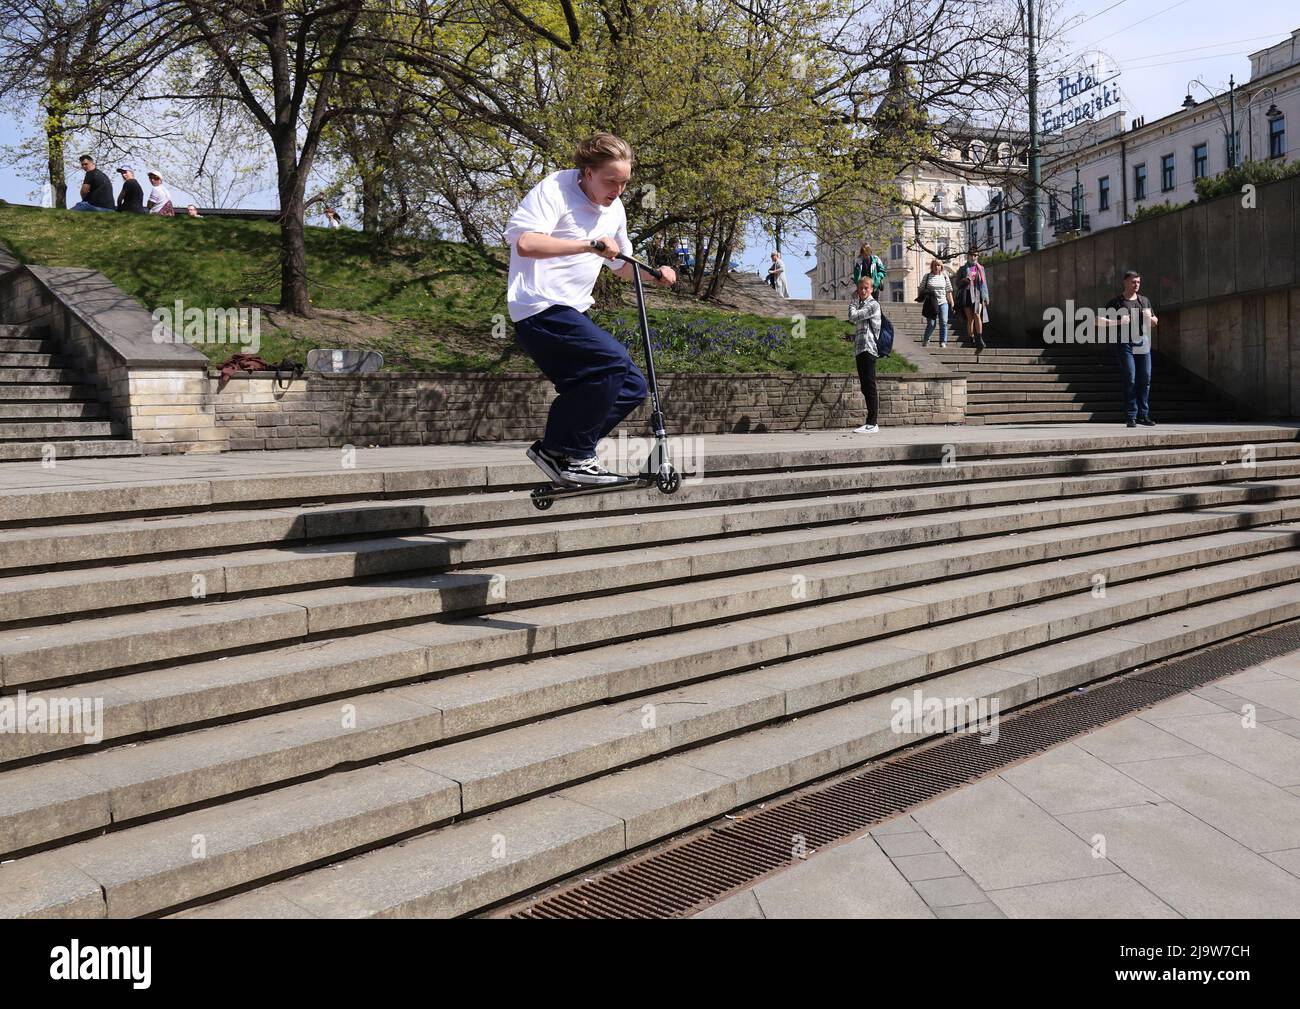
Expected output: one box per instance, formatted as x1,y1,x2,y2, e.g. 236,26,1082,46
2,3,1295,297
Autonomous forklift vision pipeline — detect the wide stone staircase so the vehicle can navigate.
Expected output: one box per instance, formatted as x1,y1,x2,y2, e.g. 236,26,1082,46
929,343,1233,425
5,426,1300,918
0,322,140,461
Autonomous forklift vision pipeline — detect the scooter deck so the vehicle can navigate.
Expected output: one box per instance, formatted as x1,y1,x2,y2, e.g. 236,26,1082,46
532,475,651,499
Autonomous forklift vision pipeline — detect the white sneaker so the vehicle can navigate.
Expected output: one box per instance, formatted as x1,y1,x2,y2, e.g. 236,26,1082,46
560,455,626,485
854,423,878,434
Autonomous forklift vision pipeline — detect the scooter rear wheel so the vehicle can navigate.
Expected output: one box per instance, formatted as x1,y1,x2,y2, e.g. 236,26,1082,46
656,466,681,495
530,487,554,510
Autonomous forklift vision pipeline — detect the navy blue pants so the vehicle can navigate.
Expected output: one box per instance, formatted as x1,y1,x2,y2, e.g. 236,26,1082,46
514,305,648,458
1115,344,1152,421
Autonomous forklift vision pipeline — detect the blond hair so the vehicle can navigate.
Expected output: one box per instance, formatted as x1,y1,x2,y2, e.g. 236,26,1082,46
575,133,634,172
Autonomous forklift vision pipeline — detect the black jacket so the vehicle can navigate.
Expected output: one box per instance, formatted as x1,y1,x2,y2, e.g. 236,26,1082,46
117,178,145,213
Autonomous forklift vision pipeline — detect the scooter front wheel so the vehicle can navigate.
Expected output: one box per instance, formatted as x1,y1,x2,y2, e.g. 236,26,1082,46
656,466,681,495
530,487,554,510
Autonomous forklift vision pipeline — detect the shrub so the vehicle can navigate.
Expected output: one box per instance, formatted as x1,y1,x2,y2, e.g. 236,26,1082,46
1193,158,1300,201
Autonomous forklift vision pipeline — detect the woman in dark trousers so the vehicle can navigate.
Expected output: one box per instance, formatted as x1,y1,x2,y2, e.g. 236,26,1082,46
848,276,881,433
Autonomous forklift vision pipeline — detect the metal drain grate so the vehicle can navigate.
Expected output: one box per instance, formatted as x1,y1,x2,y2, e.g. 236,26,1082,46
507,620,1300,919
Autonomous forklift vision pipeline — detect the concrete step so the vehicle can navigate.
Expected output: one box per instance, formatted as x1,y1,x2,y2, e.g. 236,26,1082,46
0,354,66,369
6,426,1300,918
0,420,116,441
4,518,1299,859
4,462,1299,681
967,391,1210,404
5,439,1291,572
967,400,1206,414
0,402,108,420
7,560,1300,918
0,368,83,385
175,578,1300,920
973,411,1231,425
2,427,1292,527
5,493,1298,770
0,324,43,340
0,340,55,356
0,441,141,463
0,385,99,402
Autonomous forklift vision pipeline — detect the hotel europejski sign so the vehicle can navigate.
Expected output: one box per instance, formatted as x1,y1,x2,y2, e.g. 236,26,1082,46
1041,68,1122,134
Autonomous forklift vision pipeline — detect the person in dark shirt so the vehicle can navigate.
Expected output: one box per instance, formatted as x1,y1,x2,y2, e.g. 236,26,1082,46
71,154,115,211
1098,270,1159,427
115,166,145,213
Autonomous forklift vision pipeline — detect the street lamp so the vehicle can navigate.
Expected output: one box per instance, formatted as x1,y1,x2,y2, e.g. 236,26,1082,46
1243,86,1284,161
1182,75,1237,168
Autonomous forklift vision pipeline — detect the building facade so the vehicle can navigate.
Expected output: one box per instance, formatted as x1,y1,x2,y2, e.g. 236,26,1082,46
1038,28,1298,244
808,136,1028,303
810,26,1300,299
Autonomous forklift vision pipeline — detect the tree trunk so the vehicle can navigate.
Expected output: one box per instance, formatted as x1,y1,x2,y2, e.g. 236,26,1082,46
360,165,381,233
45,104,68,208
278,193,311,315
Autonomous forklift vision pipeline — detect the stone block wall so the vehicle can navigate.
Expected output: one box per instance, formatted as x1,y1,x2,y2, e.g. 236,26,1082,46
211,370,966,450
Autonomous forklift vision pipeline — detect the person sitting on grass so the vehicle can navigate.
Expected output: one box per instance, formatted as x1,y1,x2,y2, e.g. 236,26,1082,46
505,132,677,486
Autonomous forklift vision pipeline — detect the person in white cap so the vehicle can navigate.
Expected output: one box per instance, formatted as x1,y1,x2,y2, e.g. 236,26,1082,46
145,171,175,216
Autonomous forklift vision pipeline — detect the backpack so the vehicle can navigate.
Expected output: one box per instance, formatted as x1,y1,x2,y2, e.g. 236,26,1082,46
878,313,894,357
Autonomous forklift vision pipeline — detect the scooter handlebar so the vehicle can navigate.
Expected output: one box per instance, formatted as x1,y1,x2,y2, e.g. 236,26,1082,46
614,251,664,281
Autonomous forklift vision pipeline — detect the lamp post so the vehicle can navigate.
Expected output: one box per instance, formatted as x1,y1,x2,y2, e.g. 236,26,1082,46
1182,75,1237,168
1073,165,1081,232
1024,0,1041,251
1243,86,1283,161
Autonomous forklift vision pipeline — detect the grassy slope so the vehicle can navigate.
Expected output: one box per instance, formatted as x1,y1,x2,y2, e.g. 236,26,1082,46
0,204,914,375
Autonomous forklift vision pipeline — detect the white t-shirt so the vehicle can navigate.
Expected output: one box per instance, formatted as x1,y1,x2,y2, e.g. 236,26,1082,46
504,169,631,322
147,183,172,213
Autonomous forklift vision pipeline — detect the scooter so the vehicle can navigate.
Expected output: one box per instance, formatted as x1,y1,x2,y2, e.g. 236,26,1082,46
529,251,682,511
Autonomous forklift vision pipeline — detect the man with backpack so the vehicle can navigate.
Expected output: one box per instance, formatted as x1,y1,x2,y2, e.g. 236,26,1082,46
849,275,886,433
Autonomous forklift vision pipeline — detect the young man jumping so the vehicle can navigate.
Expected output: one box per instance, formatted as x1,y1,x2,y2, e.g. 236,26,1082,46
505,133,676,485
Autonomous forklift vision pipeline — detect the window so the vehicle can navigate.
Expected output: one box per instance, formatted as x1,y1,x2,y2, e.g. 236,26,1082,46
937,234,950,257
1160,154,1175,192
1048,197,1058,224
985,218,994,242
1193,143,1208,179
968,223,978,249
1271,116,1286,159
1134,164,1147,201
1004,210,1014,237
1098,176,1110,211
889,281,904,303
889,234,904,260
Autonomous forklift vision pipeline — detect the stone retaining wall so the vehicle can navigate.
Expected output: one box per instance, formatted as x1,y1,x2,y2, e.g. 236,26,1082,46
212,370,966,450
